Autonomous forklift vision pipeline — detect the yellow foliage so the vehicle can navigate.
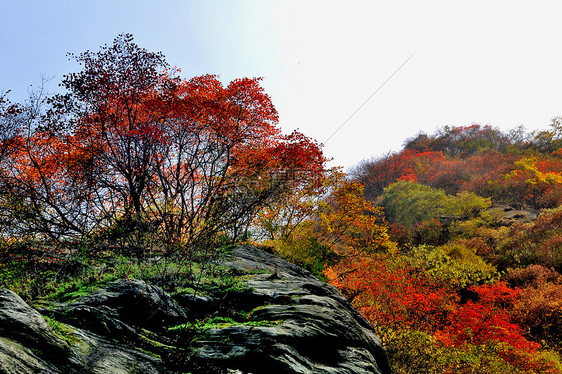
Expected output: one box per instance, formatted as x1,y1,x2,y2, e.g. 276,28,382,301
509,157,562,185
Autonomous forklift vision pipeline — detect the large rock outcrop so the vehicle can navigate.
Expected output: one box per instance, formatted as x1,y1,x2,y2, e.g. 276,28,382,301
0,245,390,374
0,288,166,374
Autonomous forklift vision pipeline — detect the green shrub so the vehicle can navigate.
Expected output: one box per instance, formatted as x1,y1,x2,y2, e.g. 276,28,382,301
272,236,340,279
408,244,499,290
382,181,491,246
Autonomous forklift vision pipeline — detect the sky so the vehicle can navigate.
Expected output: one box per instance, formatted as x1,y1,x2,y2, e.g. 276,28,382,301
2,0,562,169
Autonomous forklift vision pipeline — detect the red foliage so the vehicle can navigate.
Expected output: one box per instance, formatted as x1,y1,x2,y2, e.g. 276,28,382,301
325,253,454,333
387,222,408,246
351,150,445,199
354,145,522,200
437,282,539,352
0,35,326,242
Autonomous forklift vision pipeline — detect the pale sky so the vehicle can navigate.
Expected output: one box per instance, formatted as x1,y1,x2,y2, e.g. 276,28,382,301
2,0,562,169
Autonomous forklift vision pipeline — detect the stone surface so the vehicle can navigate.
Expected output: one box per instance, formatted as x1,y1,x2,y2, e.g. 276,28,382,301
0,246,391,374
0,288,168,374
64,327,166,374
80,278,188,329
0,288,67,358
0,337,59,374
187,245,391,374
487,204,539,226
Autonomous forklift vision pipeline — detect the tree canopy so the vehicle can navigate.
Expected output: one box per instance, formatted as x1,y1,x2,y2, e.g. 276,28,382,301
0,34,326,253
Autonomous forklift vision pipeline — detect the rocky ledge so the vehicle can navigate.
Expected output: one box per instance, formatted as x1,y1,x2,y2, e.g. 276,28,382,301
0,245,390,374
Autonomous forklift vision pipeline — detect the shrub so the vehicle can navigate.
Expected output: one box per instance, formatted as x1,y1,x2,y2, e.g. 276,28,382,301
496,207,562,272
409,244,499,290
506,264,561,289
272,236,340,279
513,282,562,348
382,181,490,246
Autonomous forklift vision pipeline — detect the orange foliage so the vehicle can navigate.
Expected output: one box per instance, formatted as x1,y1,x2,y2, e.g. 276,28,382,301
314,180,395,254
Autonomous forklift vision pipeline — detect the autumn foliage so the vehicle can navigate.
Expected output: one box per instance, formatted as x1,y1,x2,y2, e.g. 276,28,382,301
0,34,325,256
322,124,562,372
3,35,562,373
325,253,453,334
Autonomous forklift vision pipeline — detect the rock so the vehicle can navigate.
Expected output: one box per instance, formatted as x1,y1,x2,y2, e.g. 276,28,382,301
47,302,140,343
0,288,169,374
187,246,391,374
39,279,187,351
0,337,59,374
173,293,216,318
0,289,67,358
79,279,188,329
487,204,539,226
0,246,390,374
43,279,187,359
64,327,167,374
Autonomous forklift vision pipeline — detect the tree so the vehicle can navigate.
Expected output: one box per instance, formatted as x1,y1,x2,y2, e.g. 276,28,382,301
258,172,395,278
0,92,22,161
311,178,395,255
350,152,409,200
0,82,95,240
531,117,562,153
498,155,562,208
254,167,337,242
0,34,326,254
404,124,511,158
350,150,446,199
381,181,490,243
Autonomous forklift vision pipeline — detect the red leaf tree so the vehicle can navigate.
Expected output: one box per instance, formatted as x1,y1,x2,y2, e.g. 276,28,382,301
0,34,326,252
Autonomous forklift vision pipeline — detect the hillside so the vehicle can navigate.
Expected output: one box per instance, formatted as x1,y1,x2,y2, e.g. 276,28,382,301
2,35,562,373
256,124,562,373
324,123,562,373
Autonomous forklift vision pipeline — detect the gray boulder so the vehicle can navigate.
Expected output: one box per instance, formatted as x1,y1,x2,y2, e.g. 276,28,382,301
0,288,168,374
0,289,67,358
0,246,391,374
79,278,188,329
187,246,391,374
487,204,540,226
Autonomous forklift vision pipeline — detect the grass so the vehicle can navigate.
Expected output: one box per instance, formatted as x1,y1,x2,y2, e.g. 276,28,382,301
43,315,79,346
0,238,240,304
46,276,118,303
168,316,281,332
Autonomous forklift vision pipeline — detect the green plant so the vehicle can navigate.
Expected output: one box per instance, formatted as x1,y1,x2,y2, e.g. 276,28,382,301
43,316,78,346
168,316,280,333
272,236,340,279
408,244,499,290
381,181,490,245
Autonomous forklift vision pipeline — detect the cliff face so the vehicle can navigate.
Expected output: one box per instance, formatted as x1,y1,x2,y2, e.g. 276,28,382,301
0,246,390,374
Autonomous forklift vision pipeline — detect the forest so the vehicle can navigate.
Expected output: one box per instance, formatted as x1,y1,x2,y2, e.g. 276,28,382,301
1,34,562,373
